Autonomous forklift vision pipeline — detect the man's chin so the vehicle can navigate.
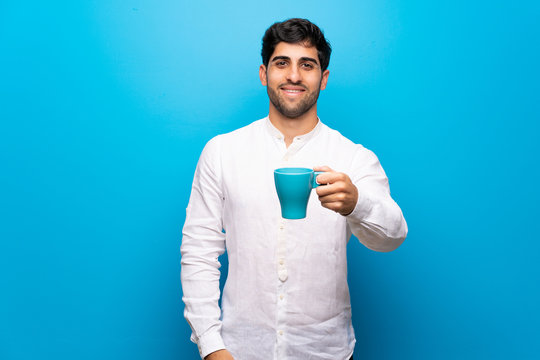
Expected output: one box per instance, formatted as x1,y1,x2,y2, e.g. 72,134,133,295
278,103,316,119
276,108,306,119
268,89,317,119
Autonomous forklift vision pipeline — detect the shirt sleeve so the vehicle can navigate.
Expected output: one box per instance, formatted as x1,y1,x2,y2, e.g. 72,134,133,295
345,146,408,252
181,136,227,358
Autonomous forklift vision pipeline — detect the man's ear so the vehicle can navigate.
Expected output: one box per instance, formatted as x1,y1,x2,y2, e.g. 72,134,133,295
259,65,268,86
320,69,330,90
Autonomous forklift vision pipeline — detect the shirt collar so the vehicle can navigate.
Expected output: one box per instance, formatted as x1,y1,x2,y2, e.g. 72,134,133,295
264,116,323,143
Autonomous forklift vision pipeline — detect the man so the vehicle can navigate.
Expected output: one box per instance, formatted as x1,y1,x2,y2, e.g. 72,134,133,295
181,18,407,360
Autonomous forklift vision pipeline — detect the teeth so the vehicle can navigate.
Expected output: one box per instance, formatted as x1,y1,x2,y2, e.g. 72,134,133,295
284,90,302,93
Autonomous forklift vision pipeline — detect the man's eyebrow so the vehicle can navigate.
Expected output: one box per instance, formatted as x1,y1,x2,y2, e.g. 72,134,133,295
270,56,319,65
299,56,319,64
270,55,291,62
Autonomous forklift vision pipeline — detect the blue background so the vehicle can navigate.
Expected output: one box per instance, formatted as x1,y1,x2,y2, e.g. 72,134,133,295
1,1,539,359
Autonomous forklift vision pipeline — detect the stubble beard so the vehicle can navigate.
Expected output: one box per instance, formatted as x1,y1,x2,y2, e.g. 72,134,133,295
267,80,321,119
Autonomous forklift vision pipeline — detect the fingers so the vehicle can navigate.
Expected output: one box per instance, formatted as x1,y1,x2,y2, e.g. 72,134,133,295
318,193,357,215
318,194,356,215
322,202,343,213
315,171,348,186
312,166,358,215
316,182,346,197
318,191,349,204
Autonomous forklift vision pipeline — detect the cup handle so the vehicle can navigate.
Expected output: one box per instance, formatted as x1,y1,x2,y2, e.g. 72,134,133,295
312,171,324,188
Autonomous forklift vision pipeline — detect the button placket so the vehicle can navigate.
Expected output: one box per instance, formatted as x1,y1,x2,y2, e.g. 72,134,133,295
277,225,288,282
276,272,287,358
275,218,288,358
282,148,292,162
283,140,300,163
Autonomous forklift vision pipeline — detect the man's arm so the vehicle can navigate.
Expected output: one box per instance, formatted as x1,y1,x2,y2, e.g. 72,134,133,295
314,146,407,252
181,137,229,358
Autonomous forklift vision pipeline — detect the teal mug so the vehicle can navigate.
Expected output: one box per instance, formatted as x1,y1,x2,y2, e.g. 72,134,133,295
274,167,323,219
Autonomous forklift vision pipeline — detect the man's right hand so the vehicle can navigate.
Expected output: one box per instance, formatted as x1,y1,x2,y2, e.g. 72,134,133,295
205,349,234,360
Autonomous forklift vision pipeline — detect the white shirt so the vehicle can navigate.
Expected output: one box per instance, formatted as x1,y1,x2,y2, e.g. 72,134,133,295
181,117,407,359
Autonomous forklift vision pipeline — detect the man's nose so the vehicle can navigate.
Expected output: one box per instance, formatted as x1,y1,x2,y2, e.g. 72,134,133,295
286,65,301,83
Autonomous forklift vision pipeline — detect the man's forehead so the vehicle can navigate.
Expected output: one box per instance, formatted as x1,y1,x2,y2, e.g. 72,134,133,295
270,42,319,63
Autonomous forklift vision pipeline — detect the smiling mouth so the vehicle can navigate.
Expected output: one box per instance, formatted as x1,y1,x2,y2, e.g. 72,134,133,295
280,87,306,95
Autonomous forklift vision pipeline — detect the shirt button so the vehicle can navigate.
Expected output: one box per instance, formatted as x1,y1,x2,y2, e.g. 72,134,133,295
279,294,284,300
279,330,284,336
279,225,284,230
279,259,284,265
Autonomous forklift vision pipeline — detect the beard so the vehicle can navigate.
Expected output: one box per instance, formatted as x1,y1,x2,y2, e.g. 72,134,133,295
267,81,321,119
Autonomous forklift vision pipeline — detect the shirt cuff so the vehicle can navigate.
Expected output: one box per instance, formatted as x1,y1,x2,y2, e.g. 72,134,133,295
197,331,226,359
345,190,373,222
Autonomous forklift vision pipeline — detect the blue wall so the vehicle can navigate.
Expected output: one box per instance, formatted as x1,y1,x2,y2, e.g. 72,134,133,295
1,1,539,359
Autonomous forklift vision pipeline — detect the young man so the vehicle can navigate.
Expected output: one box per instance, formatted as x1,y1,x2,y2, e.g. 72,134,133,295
181,18,407,360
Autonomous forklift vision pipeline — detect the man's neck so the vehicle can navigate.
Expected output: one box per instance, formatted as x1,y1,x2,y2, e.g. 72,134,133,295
268,106,319,147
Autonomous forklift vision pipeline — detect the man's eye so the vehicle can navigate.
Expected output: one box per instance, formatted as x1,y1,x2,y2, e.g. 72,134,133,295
276,61,287,66
302,63,314,69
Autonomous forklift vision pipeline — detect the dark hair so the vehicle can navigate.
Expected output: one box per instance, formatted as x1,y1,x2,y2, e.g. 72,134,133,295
261,18,332,72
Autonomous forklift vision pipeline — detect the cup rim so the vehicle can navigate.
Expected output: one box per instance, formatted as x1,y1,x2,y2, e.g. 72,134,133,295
274,167,313,175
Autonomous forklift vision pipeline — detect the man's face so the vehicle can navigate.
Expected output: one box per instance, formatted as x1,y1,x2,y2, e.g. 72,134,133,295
259,42,329,119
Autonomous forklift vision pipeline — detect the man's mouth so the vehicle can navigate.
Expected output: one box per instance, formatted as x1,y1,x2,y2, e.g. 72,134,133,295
280,86,306,96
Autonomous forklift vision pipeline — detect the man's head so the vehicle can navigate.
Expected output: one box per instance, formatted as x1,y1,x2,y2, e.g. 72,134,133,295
260,19,332,119
261,18,332,72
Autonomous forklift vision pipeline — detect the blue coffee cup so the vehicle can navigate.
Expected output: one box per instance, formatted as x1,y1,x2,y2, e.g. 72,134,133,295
274,167,323,219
